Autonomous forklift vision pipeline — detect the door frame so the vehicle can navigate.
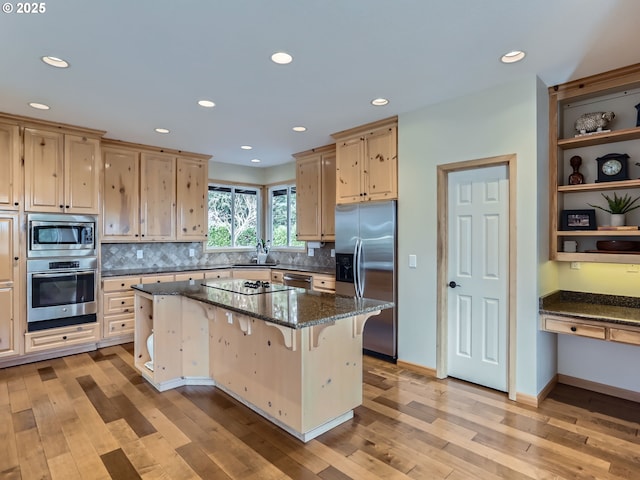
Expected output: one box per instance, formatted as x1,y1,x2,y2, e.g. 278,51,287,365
436,154,517,401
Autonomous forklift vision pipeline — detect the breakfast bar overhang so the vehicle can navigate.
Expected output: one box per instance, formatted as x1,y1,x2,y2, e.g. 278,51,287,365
132,279,393,442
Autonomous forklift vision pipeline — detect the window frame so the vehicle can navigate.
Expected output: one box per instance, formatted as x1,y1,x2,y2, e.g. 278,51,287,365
267,183,305,251
205,182,262,252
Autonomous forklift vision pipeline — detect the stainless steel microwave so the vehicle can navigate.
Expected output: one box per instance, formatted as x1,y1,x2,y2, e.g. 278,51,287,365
28,213,97,258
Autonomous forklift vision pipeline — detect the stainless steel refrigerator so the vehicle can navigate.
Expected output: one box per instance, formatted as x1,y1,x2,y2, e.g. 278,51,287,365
335,200,397,361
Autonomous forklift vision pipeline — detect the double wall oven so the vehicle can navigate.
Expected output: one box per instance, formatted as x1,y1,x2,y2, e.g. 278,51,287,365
26,214,97,332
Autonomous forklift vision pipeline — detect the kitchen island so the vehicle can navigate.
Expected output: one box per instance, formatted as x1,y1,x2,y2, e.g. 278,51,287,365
132,279,393,442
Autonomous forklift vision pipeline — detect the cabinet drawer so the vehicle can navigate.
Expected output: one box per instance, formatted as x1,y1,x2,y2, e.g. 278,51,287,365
103,277,142,292
104,291,135,314
313,275,335,292
544,317,605,340
105,313,135,338
271,271,284,284
609,328,640,346
205,270,232,279
232,269,271,281
25,323,99,353
142,274,175,284
174,272,205,282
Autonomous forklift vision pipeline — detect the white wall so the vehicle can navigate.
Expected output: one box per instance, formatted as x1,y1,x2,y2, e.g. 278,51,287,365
398,76,555,397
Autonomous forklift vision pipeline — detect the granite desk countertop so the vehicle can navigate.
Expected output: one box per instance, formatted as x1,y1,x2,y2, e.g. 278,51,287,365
102,263,335,278
132,279,392,329
539,290,640,327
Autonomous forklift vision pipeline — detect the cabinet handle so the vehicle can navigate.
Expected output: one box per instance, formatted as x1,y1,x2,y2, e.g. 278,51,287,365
135,234,139,237
65,205,70,209
62,335,68,340
121,323,126,327
13,202,18,206
570,326,577,332
121,301,125,305
59,205,64,208
121,283,125,287
14,257,18,261
141,234,145,237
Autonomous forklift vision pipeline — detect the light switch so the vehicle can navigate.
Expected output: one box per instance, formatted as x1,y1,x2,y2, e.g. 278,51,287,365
137,250,143,259
189,248,195,257
308,248,315,256
409,254,417,268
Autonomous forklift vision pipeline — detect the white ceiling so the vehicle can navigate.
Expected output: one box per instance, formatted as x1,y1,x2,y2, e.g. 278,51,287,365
1,0,639,167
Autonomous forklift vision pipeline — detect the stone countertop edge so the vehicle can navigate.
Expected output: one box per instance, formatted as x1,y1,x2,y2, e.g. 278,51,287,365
539,290,640,327
131,281,393,329
102,263,335,278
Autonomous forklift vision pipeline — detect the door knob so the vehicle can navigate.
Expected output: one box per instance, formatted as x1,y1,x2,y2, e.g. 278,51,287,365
448,281,461,288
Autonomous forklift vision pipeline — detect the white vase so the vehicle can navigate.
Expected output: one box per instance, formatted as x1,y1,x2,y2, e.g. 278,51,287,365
611,213,625,227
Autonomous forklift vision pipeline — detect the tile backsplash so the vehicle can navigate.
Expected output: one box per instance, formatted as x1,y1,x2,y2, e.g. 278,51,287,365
101,242,336,271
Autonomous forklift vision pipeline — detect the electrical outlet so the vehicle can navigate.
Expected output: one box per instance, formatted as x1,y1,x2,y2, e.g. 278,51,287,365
409,254,417,268
570,261,580,270
308,248,315,256
189,248,195,257
330,248,335,258
627,264,640,273
136,249,143,259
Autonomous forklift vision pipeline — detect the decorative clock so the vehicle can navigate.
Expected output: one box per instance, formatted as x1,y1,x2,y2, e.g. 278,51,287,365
595,153,630,183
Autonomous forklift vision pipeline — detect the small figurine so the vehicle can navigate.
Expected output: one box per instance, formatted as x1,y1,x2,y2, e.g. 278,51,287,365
568,155,585,185
574,111,615,134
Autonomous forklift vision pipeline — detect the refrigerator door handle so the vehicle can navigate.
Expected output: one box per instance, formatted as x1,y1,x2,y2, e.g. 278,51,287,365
353,239,360,297
356,238,364,297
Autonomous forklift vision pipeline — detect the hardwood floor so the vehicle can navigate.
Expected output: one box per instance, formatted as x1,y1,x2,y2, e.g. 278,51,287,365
1,343,638,479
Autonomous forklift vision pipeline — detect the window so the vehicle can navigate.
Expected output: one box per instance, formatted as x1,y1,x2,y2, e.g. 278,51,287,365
207,184,260,248
269,185,304,248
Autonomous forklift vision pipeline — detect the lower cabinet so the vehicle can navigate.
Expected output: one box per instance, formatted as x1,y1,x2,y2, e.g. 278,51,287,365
25,323,100,354
541,314,640,346
102,276,141,341
232,268,271,281
312,274,335,293
205,269,232,280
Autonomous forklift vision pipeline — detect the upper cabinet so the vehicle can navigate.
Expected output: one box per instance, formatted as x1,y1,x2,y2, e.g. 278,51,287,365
549,63,640,264
332,116,398,204
24,128,101,214
101,140,209,243
294,144,336,241
0,122,21,211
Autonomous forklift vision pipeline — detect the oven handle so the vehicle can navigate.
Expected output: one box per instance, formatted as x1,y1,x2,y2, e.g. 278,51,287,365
31,271,95,278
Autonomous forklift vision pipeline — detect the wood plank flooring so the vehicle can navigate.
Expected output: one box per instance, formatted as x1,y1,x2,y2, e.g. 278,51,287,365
0,343,638,479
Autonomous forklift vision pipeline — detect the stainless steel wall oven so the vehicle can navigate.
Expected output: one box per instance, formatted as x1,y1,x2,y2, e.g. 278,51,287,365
26,214,98,332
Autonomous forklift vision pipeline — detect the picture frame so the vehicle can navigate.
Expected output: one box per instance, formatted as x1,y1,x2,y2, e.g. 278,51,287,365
561,209,597,231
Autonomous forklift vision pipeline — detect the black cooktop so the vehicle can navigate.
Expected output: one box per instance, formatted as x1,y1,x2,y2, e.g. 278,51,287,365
202,279,295,295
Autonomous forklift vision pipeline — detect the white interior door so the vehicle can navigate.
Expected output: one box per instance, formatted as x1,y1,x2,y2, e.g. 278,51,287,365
447,165,508,391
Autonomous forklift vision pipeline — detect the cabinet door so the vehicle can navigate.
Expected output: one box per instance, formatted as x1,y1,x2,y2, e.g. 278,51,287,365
336,136,364,204
64,135,100,214
103,148,140,241
365,126,397,201
140,152,176,241
0,122,21,210
24,128,64,212
0,214,19,357
176,157,207,241
296,154,322,240
321,151,336,239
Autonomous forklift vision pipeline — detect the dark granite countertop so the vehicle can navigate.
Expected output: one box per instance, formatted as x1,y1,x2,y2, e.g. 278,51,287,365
102,263,335,278
539,290,640,327
132,279,392,329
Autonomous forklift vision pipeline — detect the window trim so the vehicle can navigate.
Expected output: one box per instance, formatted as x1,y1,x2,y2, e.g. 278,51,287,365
267,183,305,251
205,182,262,252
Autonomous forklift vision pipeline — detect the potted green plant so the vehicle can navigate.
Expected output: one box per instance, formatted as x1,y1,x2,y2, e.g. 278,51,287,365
589,192,640,226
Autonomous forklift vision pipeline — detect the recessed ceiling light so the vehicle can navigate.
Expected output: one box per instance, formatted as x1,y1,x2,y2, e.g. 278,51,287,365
500,50,526,64
154,128,170,134
29,102,50,110
198,99,215,108
41,56,69,68
371,98,389,106
241,145,253,150
271,52,293,65
251,158,261,163
292,126,307,132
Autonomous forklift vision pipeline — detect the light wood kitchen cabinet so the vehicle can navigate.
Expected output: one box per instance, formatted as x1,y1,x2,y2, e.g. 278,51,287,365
101,276,141,341
549,63,640,263
24,129,101,214
0,213,19,358
102,140,210,242
0,122,21,210
205,269,232,280
140,152,176,241
176,157,208,241
312,274,335,293
332,117,398,204
541,314,640,346
174,271,205,281
232,268,271,281
294,144,336,241
25,323,100,354
102,146,140,241
271,270,284,284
